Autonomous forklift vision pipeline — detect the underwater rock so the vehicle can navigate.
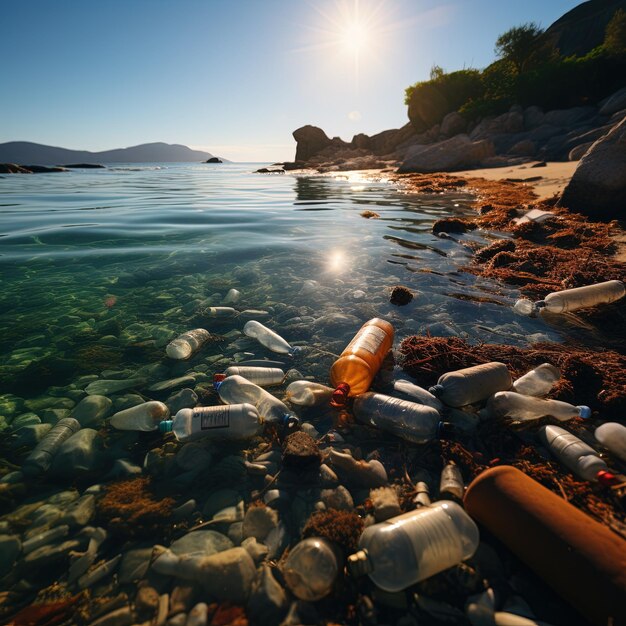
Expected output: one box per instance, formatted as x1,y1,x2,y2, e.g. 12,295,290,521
85,377,146,396
242,505,278,541
169,529,233,558
282,431,322,469
242,536,270,563
118,546,153,583
327,449,388,487
11,423,52,449
370,487,402,522
389,286,414,306
51,429,102,476
321,486,354,511
166,387,198,414
71,394,112,427
247,564,289,625
0,535,21,576
202,489,243,519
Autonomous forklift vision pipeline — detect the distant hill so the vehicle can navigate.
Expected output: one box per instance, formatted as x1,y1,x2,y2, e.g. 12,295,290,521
0,141,224,164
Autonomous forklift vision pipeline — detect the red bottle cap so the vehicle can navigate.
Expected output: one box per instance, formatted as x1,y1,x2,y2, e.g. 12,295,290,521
596,470,620,486
213,373,226,383
330,383,350,408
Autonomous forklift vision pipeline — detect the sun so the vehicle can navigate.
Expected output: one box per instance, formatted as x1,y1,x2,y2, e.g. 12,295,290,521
340,21,369,54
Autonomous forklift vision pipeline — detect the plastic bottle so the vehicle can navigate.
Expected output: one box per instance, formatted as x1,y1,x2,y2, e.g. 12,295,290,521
223,288,241,304
540,425,612,482
330,318,394,407
487,391,590,422
285,380,334,406
440,462,464,499
429,362,511,408
595,422,626,463
347,501,479,592
282,537,340,601
159,403,261,441
514,280,625,316
413,481,431,507
243,320,300,355
215,374,295,425
205,306,238,318
109,401,170,431
352,392,450,444
392,379,443,411
22,418,81,476
223,366,284,386
512,363,560,397
166,328,211,360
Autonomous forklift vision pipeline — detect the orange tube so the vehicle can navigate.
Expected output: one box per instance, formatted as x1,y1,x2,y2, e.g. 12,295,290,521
330,318,394,406
464,466,626,626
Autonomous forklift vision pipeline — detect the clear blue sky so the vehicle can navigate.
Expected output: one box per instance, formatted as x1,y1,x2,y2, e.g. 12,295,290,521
0,0,581,162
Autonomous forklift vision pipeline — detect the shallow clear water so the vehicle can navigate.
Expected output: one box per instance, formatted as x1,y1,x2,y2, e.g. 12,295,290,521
0,162,581,400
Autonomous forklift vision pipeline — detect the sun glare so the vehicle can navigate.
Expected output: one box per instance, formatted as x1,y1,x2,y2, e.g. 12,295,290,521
341,21,368,54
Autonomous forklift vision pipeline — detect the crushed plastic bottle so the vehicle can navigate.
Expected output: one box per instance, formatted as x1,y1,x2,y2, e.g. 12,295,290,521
512,363,561,397
282,537,340,601
440,461,464,500
22,418,81,476
540,425,614,483
285,380,334,406
594,422,626,463
352,392,451,444
348,501,479,591
166,328,211,360
243,320,300,355
487,391,590,422
392,379,443,411
514,280,625,316
330,318,394,407
109,401,170,431
159,403,262,441
215,374,296,426
223,366,284,386
429,362,511,408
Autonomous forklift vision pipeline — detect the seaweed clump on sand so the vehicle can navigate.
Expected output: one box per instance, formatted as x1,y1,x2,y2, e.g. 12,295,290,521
432,217,477,235
389,285,414,306
302,509,364,554
96,477,175,539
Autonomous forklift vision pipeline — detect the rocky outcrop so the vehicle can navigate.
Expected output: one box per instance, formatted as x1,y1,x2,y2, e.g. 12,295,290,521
0,163,67,173
559,116,626,219
293,126,335,162
204,157,223,163
398,135,495,173
0,163,32,174
62,163,105,169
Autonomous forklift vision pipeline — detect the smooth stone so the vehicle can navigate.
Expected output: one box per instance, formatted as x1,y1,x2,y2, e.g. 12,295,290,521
370,487,402,522
71,395,112,426
242,506,278,541
166,388,198,414
51,429,103,476
107,459,142,478
200,547,256,604
241,536,269,563
228,522,244,546
172,499,196,521
281,431,321,469
25,396,75,411
0,535,22,576
175,444,212,472
40,408,71,424
85,378,146,396
89,606,134,626
0,394,24,417
23,539,81,569
135,586,159,618
11,413,42,429
202,489,243,519
0,471,24,484
247,564,289,625
169,530,233,558
170,584,196,615
112,394,146,412
328,449,388,487
148,376,195,392
186,603,209,626
57,494,96,527
167,613,187,626
11,423,52,449
321,485,354,511
118,547,153,583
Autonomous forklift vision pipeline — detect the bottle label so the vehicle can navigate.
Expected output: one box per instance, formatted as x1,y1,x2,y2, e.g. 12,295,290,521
193,407,230,430
347,326,386,356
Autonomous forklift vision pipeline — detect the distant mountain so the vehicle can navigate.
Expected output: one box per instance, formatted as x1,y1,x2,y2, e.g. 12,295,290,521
0,141,224,164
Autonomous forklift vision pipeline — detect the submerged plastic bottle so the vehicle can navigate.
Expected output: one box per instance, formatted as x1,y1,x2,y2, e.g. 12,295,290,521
243,320,300,355
204,306,238,318
223,366,285,387
595,422,626,463
514,280,625,316
283,537,340,601
540,425,614,483
348,501,479,591
159,403,261,441
487,391,590,422
166,328,211,360
429,362,511,408
440,462,464,500
223,288,241,304
330,318,394,407
352,392,450,444
215,374,295,425
22,418,81,476
109,401,170,431
285,380,334,406
392,379,443,411
512,363,560,397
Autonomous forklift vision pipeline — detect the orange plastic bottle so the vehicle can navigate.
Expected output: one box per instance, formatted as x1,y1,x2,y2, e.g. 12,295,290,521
330,318,394,407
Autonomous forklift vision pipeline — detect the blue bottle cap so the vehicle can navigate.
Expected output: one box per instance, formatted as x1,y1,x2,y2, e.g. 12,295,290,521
159,420,173,433
290,346,302,356
577,406,592,419
281,413,300,429
429,384,444,397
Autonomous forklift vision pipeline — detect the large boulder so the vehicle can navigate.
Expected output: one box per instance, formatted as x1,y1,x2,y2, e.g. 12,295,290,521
599,87,626,116
292,126,333,162
398,134,495,173
470,111,524,140
0,163,32,174
440,112,467,138
558,116,626,219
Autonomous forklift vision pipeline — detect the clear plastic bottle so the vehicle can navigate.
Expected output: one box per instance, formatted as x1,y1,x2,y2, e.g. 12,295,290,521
515,280,625,316
205,306,238,318
285,380,334,406
352,392,449,444
109,401,170,431
243,320,300,355
223,288,241,304
429,362,511,408
216,374,295,425
512,363,561,397
487,391,591,422
413,481,431,508
282,537,339,601
440,462,464,500
159,403,261,441
223,366,284,387
392,379,443,411
348,501,479,591
594,422,626,463
166,328,211,360
22,418,81,476
540,425,611,482
330,318,394,407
